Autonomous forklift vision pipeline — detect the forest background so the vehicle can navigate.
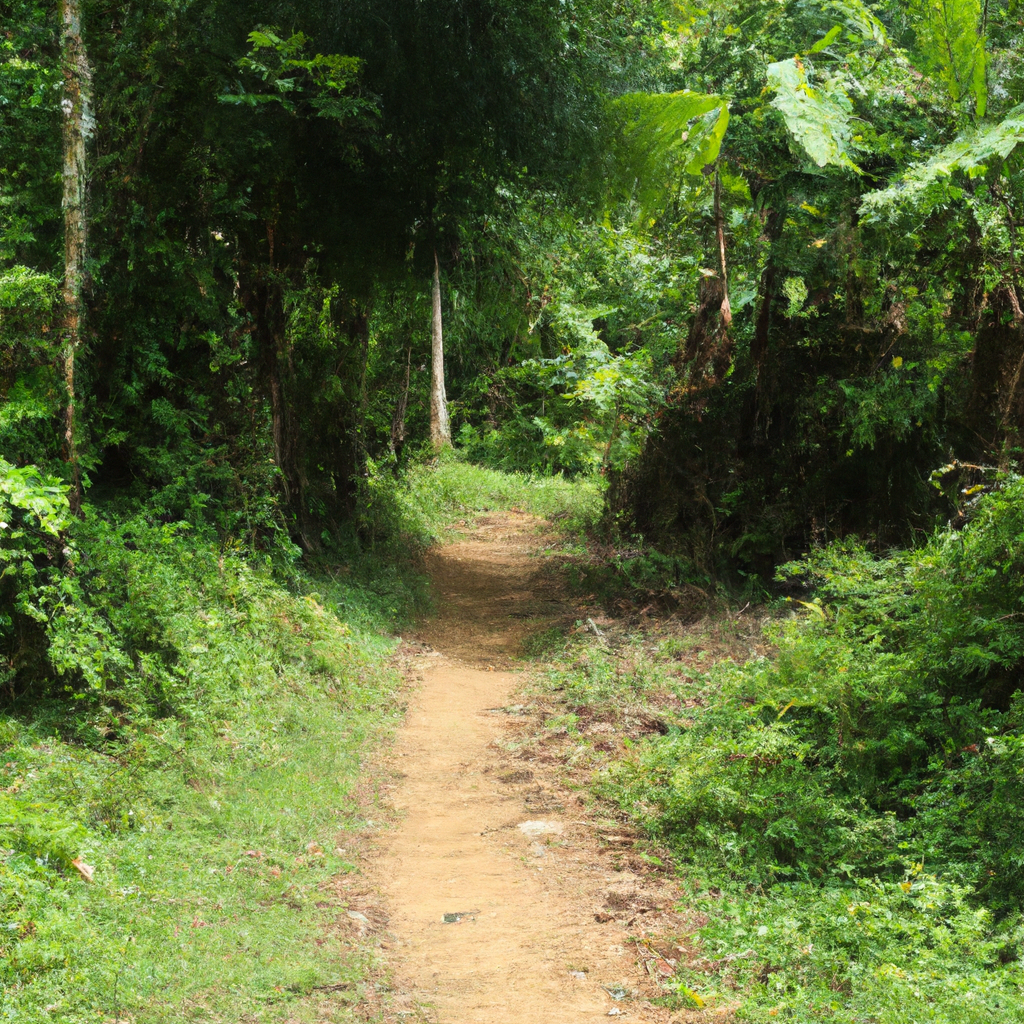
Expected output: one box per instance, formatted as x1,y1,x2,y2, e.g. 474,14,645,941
2,1,1024,1022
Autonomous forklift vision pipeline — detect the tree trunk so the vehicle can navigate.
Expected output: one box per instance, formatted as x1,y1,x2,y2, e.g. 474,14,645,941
60,0,92,513
391,341,412,462
714,166,732,328
429,251,451,449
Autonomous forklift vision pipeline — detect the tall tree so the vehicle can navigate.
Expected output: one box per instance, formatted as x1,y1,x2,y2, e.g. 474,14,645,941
59,0,91,511
429,252,451,448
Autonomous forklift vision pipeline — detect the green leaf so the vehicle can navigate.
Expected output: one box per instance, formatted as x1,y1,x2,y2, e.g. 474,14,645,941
861,103,1024,220
766,58,861,172
608,90,730,219
828,0,891,47
910,0,987,116
808,25,844,54
613,90,730,175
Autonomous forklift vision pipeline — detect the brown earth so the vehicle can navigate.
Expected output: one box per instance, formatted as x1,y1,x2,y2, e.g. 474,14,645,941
363,512,721,1024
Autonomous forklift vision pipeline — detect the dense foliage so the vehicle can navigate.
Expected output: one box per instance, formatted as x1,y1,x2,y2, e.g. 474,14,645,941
3,0,1024,1020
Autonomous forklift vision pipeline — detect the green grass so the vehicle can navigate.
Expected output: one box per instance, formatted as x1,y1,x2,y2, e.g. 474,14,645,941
530,613,1024,1022
1,518,405,1023
360,449,605,547
1,687,397,1023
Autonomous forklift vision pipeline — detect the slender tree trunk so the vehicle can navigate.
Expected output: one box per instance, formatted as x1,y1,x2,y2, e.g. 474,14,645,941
429,251,451,449
714,166,732,329
391,341,412,461
60,0,92,513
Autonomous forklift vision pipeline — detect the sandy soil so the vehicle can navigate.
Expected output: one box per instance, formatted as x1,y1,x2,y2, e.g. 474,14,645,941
368,512,698,1024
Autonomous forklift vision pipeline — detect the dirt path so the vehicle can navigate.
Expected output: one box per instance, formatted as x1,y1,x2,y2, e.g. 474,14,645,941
371,513,683,1024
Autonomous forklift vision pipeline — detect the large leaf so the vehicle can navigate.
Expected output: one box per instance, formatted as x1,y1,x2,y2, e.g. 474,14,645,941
828,0,890,47
767,58,860,172
861,103,1024,220
609,90,730,216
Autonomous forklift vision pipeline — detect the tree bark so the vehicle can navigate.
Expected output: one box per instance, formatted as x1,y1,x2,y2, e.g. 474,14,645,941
60,0,92,513
429,251,451,448
391,341,412,461
714,166,732,328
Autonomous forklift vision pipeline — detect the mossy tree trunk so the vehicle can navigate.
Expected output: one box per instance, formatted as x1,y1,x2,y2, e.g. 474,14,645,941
60,0,92,513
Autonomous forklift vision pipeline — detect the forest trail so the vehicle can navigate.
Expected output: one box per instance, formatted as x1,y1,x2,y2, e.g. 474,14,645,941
371,512,681,1024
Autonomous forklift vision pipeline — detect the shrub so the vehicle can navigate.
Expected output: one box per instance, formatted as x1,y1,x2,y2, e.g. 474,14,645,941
605,478,1024,904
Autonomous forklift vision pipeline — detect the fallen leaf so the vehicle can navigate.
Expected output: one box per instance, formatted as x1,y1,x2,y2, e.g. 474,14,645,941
72,858,95,883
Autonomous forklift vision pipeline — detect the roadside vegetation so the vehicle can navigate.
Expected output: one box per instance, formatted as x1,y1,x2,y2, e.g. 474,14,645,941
366,452,605,545
528,478,1024,1022
0,493,412,1022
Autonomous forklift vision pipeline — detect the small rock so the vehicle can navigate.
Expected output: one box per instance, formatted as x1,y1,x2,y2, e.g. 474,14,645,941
442,910,479,924
517,820,563,838
529,842,547,858
594,912,614,923
603,985,632,1001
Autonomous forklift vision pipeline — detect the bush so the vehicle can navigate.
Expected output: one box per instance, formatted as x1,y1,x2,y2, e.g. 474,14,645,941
671,871,1023,1023
604,479,1024,906
0,485,406,1020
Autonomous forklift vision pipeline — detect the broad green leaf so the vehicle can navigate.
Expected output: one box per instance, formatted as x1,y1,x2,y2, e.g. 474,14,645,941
767,58,860,172
608,90,730,220
828,0,890,47
808,25,844,54
613,90,730,175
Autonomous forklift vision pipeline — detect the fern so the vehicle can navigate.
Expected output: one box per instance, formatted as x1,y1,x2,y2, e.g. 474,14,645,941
861,102,1024,220
911,0,987,117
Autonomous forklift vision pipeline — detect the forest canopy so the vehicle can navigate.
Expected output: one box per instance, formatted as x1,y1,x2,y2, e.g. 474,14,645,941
1,0,1022,555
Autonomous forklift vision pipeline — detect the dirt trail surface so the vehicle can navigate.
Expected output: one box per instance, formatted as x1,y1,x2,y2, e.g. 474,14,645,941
371,512,687,1024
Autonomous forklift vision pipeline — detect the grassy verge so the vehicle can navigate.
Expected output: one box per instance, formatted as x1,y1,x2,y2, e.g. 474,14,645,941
1,513,410,1023
361,450,605,546
521,483,1024,1022
528,629,1024,1022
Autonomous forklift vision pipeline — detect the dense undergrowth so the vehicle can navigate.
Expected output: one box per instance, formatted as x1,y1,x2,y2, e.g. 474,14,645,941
538,477,1024,1022
0,509,408,1021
